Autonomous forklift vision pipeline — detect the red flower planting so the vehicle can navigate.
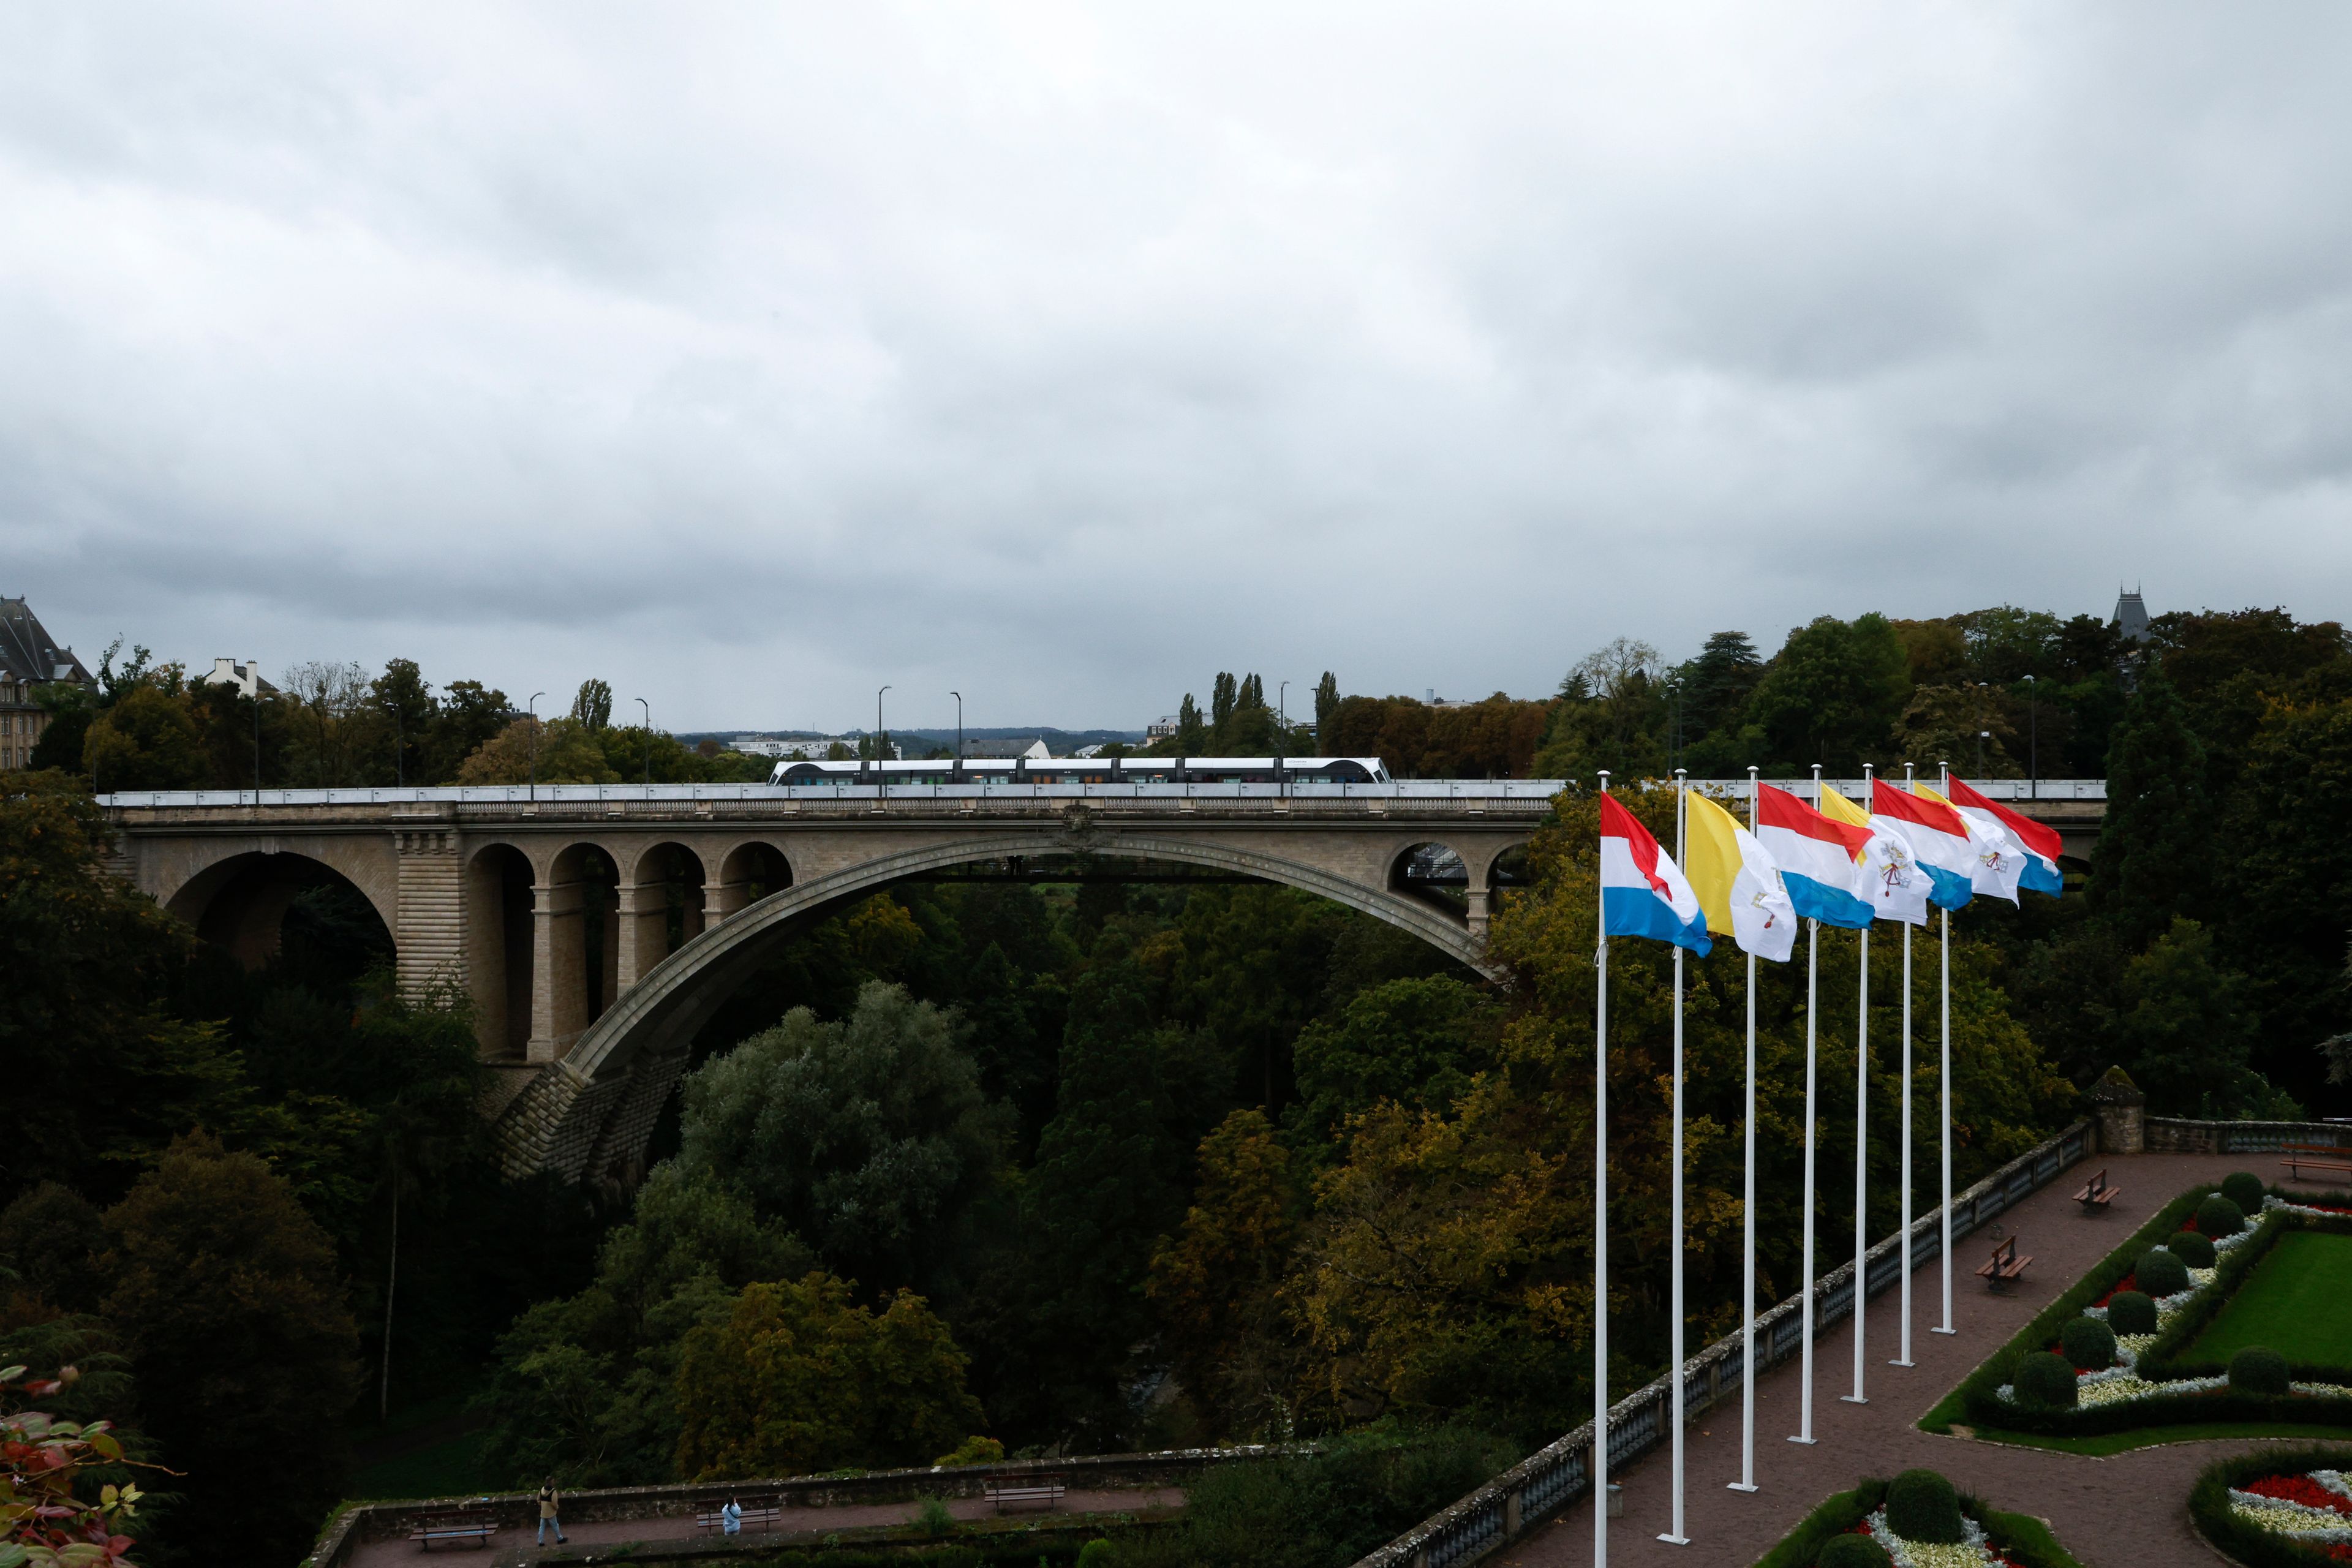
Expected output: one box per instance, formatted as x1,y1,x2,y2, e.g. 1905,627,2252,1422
2091,1274,2139,1308
2243,1474,2352,1515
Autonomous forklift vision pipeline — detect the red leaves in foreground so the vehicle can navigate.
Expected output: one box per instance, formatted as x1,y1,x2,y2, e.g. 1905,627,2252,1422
2,1363,146,1567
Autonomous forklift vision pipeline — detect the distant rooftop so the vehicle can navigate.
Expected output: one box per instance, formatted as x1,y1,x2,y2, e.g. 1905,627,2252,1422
2114,587,2152,644
0,597,93,687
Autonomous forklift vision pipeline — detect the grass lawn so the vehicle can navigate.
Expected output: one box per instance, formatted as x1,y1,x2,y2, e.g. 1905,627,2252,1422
2189,1231,2352,1364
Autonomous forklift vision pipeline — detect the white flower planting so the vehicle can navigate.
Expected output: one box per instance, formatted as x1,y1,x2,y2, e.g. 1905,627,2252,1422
1860,1507,2008,1568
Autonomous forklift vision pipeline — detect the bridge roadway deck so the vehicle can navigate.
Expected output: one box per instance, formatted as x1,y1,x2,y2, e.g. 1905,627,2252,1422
1498,1148,2267,1568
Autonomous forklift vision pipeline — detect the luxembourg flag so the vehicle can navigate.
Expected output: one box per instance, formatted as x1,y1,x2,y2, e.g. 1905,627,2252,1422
1944,777,2065,897
1755,783,1874,930
1684,792,1798,961
1820,784,1930,925
1600,793,1713,954
1871,779,1975,911
1913,783,2024,904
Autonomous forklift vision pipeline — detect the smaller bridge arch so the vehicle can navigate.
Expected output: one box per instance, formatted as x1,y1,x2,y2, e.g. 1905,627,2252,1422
158,843,398,971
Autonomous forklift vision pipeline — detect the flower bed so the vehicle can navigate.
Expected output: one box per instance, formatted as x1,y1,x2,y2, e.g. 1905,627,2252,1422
2192,1447,2352,1566
1754,1474,2082,1568
1947,1183,2352,1438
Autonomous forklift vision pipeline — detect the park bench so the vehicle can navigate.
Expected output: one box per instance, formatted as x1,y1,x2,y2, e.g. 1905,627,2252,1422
409,1509,496,1551
2073,1167,2121,1213
1977,1235,2033,1294
2278,1144,2352,1183
695,1496,783,1534
984,1475,1066,1514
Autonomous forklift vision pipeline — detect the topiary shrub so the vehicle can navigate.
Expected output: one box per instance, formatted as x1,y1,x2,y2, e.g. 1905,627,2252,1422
2166,1230,2216,1268
2137,1248,2190,1298
1075,1541,1120,1568
1883,1468,1965,1544
2107,1289,2158,1336
2220,1172,2267,1213
2015,1351,2079,1409
2195,1194,2247,1238
2060,1317,2116,1370
2230,1346,2291,1396
1819,1533,1892,1568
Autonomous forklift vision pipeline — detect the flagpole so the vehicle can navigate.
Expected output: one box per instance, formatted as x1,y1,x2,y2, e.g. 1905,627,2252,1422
1660,771,1690,1545
1935,760,1956,1338
1730,765,1760,1494
1844,763,1872,1408
1893,762,1915,1370
1791,764,1822,1447
1594,769,1611,1568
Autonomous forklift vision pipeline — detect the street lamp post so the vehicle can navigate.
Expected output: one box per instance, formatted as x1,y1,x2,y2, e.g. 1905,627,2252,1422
950,691,963,772
636,698,651,787
527,691,546,803
875,685,891,781
2022,675,2038,797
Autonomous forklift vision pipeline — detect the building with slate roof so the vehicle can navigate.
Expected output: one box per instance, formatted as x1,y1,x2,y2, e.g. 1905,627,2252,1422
0,597,94,771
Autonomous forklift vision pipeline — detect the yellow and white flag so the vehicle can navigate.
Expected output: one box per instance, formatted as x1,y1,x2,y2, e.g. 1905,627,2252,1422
1683,792,1796,962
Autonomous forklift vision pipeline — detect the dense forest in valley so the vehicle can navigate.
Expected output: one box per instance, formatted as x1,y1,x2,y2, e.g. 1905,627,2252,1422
4,601,2351,1565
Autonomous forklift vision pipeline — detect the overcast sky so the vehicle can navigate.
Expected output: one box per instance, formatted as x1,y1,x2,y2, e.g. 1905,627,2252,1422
3,4,2348,733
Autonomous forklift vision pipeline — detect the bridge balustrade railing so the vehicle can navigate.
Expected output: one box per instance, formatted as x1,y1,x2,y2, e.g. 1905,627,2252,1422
94,778,2104,810
1350,1119,2095,1568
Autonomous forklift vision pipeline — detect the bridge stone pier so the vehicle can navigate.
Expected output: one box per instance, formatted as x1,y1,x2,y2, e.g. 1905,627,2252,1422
97,777,2105,1190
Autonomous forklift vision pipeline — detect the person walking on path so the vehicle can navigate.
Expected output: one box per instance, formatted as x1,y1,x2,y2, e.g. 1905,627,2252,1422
537,1479,568,1546
722,1498,742,1537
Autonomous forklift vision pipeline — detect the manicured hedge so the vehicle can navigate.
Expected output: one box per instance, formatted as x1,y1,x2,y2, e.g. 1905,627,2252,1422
2138,1210,2352,1384
1954,1193,2352,1436
1953,1186,2209,1430
1753,1479,2084,1568
1753,1482,1887,1568
2190,1445,2352,1567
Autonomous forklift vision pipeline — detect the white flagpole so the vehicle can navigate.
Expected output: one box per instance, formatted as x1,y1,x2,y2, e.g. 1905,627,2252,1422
1935,760,1956,1338
1844,763,1872,1408
1791,764,1822,1446
1893,762,1915,1370
1660,772,1690,1545
1595,770,1611,1568
1730,766,1759,1494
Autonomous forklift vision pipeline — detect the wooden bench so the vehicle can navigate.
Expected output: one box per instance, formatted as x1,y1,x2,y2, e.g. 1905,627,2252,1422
984,1476,1066,1514
695,1496,783,1534
2279,1144,2352,1183
1976,1235,2033,1294
409,1510,496,1551
2073,1167,2121,1213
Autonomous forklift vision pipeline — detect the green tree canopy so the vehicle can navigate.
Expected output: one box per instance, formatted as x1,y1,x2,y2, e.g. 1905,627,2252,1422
81,684,206,790
673,1273,983,1480
677,982,1005,1291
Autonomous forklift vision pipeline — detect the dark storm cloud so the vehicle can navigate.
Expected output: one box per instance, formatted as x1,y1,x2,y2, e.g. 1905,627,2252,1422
1,2,2348,731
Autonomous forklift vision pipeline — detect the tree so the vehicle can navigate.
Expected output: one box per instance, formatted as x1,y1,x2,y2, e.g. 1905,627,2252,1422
1212,673,1238,729
1741,614,1910,774
674,1273,983,1480
1147,1109,1302,1436
571,679,614,731
2102,919,2285,1118
479,1163,808,1487
676,982,1005,1292
1176,695,1207,754
1890,684,2019,777
2089,668,2210,945
371,658,436,785
454,715,620,785
281,659,375,787
1313,673,1340,741
424,679,511,783
101,1133,358,1564
1287,977,1493,1153
1,1360,148,1568
1676,632,1763,745
81,685,206,791
1,778,243,1202
1531,639,1668,780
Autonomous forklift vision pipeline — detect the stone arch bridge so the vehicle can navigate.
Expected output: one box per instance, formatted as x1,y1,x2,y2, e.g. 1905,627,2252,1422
97,778,2104,1188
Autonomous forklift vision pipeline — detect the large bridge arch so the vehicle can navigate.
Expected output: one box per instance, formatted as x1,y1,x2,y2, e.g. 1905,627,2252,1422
156,841,399,970
499,824,1507,1185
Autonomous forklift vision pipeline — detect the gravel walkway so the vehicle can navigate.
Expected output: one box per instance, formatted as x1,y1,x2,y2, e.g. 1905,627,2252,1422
1498,1149,2320,1568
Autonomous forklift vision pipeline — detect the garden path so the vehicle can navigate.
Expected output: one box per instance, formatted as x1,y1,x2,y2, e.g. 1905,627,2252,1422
1499,1148,2304,1567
